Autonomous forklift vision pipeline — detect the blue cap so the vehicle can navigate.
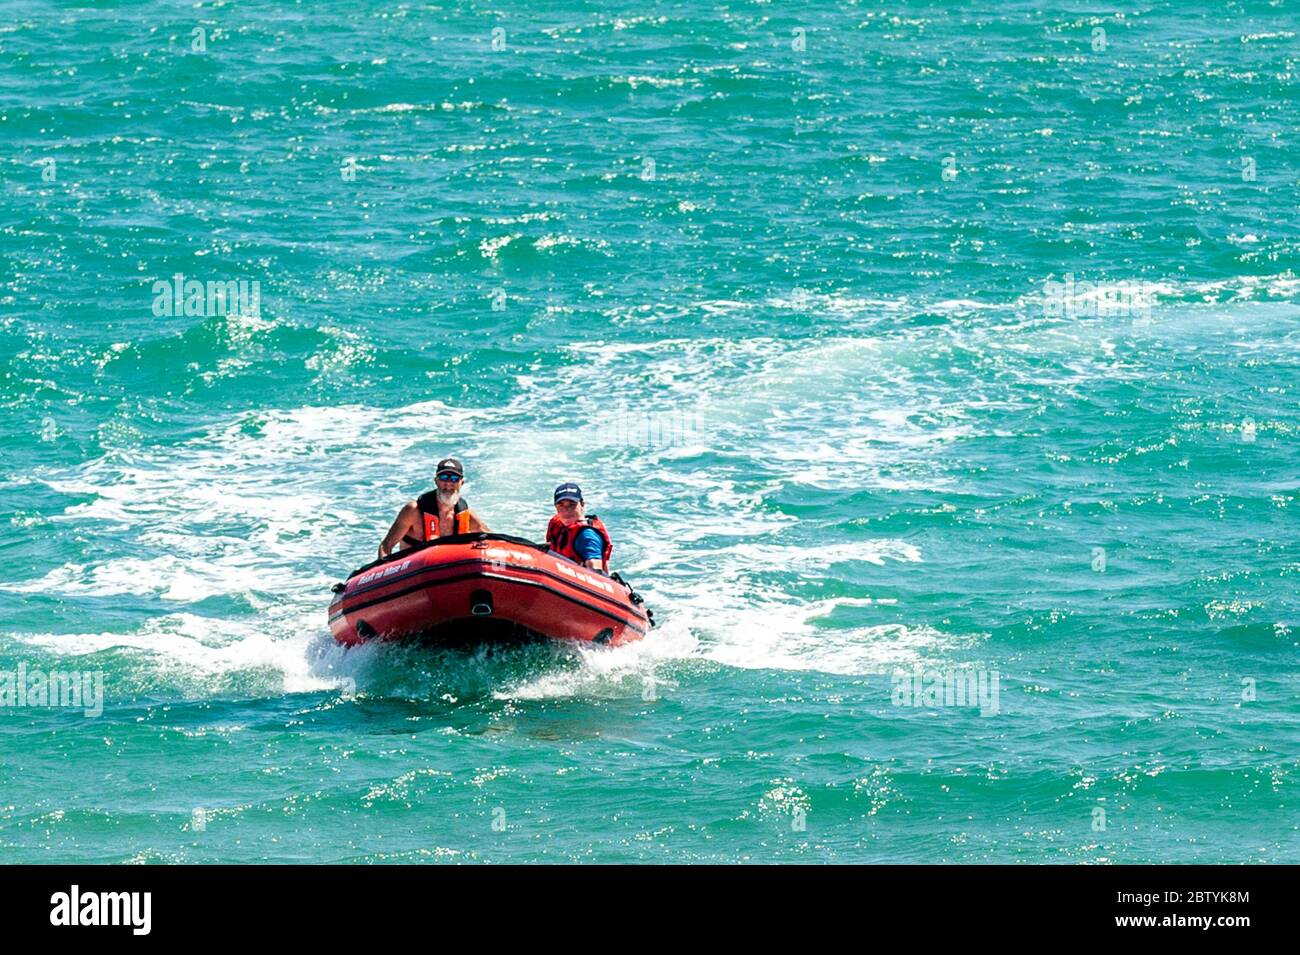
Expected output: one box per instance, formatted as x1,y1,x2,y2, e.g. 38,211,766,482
554,482,583,503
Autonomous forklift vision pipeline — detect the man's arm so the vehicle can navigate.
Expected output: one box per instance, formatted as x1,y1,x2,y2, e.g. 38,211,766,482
467,509,490,533
572,527,605,570
378,501,419,559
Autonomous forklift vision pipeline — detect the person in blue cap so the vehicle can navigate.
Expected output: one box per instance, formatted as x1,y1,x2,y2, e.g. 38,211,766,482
545,483,613,572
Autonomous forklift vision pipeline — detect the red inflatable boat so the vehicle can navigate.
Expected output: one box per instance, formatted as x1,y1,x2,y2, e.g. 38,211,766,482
328,533,652,647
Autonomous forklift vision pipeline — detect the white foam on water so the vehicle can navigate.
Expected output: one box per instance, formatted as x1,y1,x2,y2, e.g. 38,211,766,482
0,554,288,603
12,610,342,695
723,539,923,569
632,528,937,676
26,296,1233,692
494,619,698,701
664,585,963,676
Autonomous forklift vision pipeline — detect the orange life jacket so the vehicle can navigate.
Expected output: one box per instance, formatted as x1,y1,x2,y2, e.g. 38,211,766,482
546,514,613,571
402,493,471,546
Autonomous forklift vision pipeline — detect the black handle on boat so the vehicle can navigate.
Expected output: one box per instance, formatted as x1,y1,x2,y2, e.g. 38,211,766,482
610,572,653,626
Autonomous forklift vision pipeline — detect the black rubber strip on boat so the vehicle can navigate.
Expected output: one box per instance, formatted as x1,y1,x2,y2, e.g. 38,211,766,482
339,556,650,623
328,569,648,636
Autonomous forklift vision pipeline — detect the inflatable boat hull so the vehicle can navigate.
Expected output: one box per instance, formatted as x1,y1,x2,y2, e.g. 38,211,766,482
328,534,651,647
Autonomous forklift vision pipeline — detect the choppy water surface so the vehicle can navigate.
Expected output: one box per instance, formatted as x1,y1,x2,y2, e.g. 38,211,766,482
1,1,1297,862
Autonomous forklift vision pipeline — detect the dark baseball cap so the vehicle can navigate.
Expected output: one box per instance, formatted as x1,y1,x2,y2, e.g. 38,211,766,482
553,482,583,503
436,458,464,478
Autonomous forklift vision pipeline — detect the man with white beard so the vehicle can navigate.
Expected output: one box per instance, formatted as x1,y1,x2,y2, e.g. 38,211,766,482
378,457,490,558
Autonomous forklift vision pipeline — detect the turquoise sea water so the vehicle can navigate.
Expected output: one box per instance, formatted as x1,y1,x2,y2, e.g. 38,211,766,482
2,1,1298,863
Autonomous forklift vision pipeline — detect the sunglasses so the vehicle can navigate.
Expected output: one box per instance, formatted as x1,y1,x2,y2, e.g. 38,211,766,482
436,472,463,482
555,498,581,506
